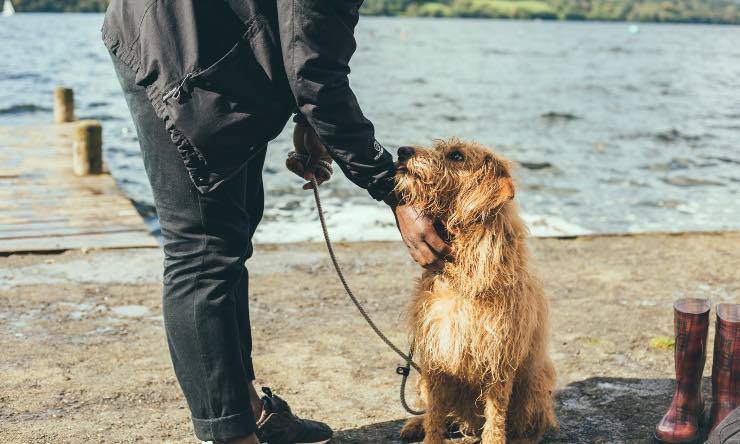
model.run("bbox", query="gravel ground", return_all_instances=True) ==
[1,232,738,443]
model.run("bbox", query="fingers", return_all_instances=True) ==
[405,236,445,271]
[304,126,325,156]
[292,121,333,187]
[393,204,451,270]
[421,222,451,259]
[301,173,329,190]
[417,242,445,271]
[290,163,330,188]
[285,157,306,177]
[315,169,331,183]
[409,246,443,271]
[302,171,316,190]
[300,175,329,189]
[293,123,310,155]
[304,150,332,184]
[423,259,445,271]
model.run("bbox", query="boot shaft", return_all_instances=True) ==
[673,299,711,392]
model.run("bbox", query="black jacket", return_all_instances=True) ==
[102,0,395,200]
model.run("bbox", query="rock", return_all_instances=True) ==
[519,161,554,170]
[541,112,580,122]
[662,176,724,187]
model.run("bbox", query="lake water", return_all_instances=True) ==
[1,14,739,242]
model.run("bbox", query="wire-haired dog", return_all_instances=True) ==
[395,139,557,444]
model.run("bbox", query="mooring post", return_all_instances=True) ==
[54,86,75,123]
[73,120,103,176]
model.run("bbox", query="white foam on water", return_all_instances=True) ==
[254,203,399,243]
[253,203,591,243]
[522,214,593,237]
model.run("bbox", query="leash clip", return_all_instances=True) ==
[396,365,410,376]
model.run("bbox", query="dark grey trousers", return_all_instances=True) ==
[112,54,266,441]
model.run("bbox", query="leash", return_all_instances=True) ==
[305,171,425,416]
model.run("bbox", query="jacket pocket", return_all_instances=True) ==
[161,17,285,180]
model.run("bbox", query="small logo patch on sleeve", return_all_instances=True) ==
[373,139,385,160]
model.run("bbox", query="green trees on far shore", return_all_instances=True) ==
[9,0,740,24]
[362,0,740,23]
[13,0,108,12]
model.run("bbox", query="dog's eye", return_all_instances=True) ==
[447,151,465,162]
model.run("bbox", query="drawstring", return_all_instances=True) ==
[162,72,197,104]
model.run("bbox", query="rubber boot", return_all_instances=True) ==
[707,304,740,433]
[655,298,711,444]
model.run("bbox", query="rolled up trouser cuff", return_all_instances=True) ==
[192,410,257,442]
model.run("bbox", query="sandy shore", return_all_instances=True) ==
[1,232,738,443]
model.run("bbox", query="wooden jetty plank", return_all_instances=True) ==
[0,123,158,252]
[0,232,160,253]
[0,225,151,238]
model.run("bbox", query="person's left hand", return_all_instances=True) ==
[286,121,333,189]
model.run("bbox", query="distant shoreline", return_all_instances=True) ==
[370,14,739,25]
[10,0,740,23]
[7,11,740,26]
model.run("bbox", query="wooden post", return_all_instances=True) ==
[54,87,75,123]
[73,120,103,176]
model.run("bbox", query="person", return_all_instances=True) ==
[102,1,449,443]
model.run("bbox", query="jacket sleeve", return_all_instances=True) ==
[277,0,396,201]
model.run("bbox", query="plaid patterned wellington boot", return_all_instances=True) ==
[707,304,740,433]
[655,298,711,444]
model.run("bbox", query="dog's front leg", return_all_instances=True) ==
[422,406,447,444]
[481,379,514,444]
[419,375,448,444]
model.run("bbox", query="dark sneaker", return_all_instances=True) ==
[255,387,333,444]
[707,407,740,444]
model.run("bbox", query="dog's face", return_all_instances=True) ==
[394,139,515,228]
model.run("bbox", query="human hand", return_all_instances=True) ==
[390,202,450,271]
[286,121,333,189]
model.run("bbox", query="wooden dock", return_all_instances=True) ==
[0,123,158,253]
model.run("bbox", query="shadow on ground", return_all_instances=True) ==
[335,418,409,443]
[335,377,708,444]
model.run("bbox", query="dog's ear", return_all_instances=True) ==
[486,155,515,205]
[498,172,515,203]
[450,156,515,226]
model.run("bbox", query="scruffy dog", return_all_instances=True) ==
[394,139,557,444]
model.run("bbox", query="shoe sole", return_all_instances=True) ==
[653,431,705,444]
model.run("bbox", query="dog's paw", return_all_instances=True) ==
[399,416,425,442]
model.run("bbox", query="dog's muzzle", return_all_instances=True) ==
[397,146,415,162]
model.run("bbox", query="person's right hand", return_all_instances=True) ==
[389,202,450,271]
[286,121,333,190]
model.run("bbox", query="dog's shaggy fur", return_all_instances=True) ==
[394,139,557,444]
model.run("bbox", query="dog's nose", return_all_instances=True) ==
[397,146,415,162]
